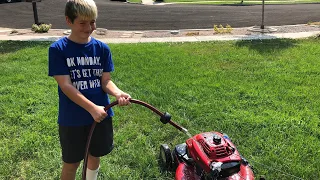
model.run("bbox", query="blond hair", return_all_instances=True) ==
[65,0,98,23]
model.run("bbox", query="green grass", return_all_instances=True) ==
[168,0,320,3]
[173,1,320,5]
[130,0,320,5]
[0,38,320,179]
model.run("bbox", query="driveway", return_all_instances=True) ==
[0,0,319,30]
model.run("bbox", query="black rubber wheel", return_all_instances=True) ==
[159,144,172,170]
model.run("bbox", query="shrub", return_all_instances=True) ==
[225,24,233,33]
[213,24,221,33]
[213,24,233,34]
[31,23,52,33]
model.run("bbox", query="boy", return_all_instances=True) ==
[48,0,131,179]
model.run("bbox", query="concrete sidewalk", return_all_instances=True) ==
[0,28,319,43]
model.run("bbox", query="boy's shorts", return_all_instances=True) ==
[59,117,114,163]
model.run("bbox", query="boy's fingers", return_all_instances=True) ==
[101,113,108,121]
[95,113,108,123]
[120,97,131,105]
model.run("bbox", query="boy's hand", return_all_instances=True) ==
[90,105,108,123]
[115,92,131,106]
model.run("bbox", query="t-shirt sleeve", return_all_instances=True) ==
[48,46,69,77]
[102,44,114,73]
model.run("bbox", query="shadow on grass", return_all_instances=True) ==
[0,41,51,54]
[235,37,298,54]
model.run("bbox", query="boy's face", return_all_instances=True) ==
[66,16,96,40]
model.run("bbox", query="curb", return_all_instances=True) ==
[0,25,319,43]
[0,31,319,43]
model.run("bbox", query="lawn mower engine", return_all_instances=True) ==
[160,132,254,180]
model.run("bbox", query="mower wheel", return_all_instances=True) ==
[171,149,179,170]
[159,144,172,170]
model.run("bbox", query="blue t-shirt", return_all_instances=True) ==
[48,37,114,126]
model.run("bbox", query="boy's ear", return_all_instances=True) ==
[65,16,72,25]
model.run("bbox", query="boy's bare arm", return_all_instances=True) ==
[54,75,107,122]
[101,72,131,106]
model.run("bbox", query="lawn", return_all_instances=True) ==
[166,0,320,4]
[0,38,319,179]
[130,0,320,5]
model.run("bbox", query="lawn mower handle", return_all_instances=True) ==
[82,98,188,180]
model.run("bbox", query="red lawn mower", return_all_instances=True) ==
[82,99,255,180]
[159,132,254,180]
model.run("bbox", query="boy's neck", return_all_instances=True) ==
[67,34,91,44]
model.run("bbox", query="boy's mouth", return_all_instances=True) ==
[83,31,91,35]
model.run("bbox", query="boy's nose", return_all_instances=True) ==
[86,25,96,32]
[85,25,92,31]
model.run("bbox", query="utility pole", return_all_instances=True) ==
[261,0,265,29]
[32,0,39,25]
